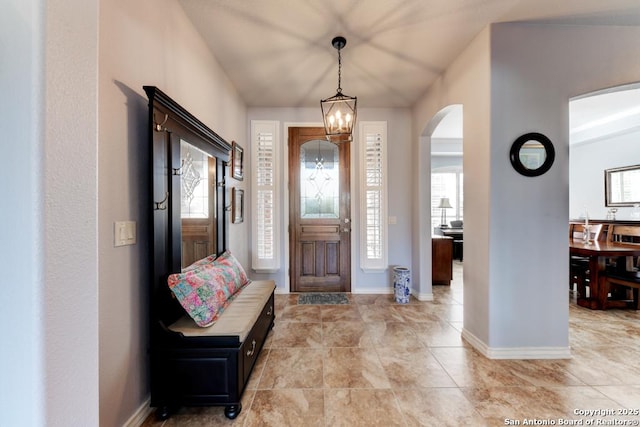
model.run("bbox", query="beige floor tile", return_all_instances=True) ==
[324,389,405,427]
[463,385,621,420]
[408,320,467,347]
[392,304,442,322]
[350,294,394,305]
[322,320,373,347]
[243,389,324,427]
[143,262,640,426]
[320,305,363,322]
[323,347,391,389]
[376,346,458,388]
[270,321,322,347]
[566,346,640,385]
[277,304,322,322]
[430,347,527,387]
[366,321,423,348]
[593,385,640,407]
[160,389,255,426]
[245,348,271,390]
[258,348,324,389]
[500,359,586,387]
[358,303,405,322]
[394,388,487,427]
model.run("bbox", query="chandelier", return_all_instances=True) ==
[320,36,357,143]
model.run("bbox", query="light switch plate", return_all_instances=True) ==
[114,221,137,247]
[388,216,397,224]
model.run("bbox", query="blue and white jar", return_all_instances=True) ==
[393,267,410,304]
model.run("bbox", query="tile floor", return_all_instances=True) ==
[142,262,640,426]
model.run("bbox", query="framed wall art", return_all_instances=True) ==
[231,141,244,180]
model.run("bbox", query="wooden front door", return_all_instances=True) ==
[289,127,351,292]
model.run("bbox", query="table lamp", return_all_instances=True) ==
[437,197,452,228]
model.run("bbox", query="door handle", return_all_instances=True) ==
[343,228,351,233]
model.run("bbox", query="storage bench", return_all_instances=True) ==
[151,279,276,420]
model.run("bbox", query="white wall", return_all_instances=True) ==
[98,0,247,425]
[570,130,640,220]
[246,107,412,294]
[2,0,101,425]
[413,28,492,344]
[1,1,46,425]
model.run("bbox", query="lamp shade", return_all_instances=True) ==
[437,197,452,209]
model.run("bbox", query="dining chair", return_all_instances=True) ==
[569,223,604,296]
[599,225,640,309]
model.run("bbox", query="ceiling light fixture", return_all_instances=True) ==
[321,36,357,143]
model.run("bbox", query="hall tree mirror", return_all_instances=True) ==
[179,139,217,267]
[145,85,230,320]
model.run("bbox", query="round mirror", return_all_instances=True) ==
[509,132,555,177]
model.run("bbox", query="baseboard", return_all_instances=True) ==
[351,287,393,294]
[411,290,434,301]
[462,328,572,359]
[123,397,152,427]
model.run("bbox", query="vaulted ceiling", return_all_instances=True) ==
[179,0,640,109]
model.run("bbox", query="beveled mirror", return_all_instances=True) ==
[605,164,640,207]
[510,132,555,177]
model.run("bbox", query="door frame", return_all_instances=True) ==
[283,122,356,293]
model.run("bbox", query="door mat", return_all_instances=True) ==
[298,293,349,305]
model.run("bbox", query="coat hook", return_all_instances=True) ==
[172,159,184,176]
[154,192,169,210]
[154,113,169,132]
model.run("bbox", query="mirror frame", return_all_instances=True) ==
[509,132,555,177]
[605,164,640,207]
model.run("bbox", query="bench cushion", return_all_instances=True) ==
[168,280,276,342]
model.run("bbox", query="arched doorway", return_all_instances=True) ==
[416,104,463,300]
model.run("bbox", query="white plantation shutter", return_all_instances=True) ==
[251,121,280,271]
[360,122,388,271]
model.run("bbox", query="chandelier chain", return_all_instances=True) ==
[337,48,342,93]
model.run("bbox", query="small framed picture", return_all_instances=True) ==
[232,188,244,224]
[231,141,244,181]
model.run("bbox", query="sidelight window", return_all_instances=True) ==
[359,121,388,271]
[251,120,280,271]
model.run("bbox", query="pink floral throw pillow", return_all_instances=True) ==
[212,251,250,289]
[182,253,217,272]
[167,251,249,327]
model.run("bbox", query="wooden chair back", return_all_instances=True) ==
[606,225,640,245]
[569,223,604,242]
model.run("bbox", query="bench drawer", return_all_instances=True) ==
[240,294,274,384]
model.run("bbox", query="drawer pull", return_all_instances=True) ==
[266,305,273,316]
[246,339,256,357]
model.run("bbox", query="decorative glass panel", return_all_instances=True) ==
[180,139,210,218]
[300,139,339,219]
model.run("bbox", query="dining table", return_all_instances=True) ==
[569,239,640,309]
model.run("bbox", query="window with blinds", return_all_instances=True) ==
[251,121,280,271]
[431,168,463,230]
[359,122,388,271]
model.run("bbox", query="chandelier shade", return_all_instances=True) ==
[321,36,357,142]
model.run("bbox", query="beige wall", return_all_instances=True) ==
[98,0,247,424]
